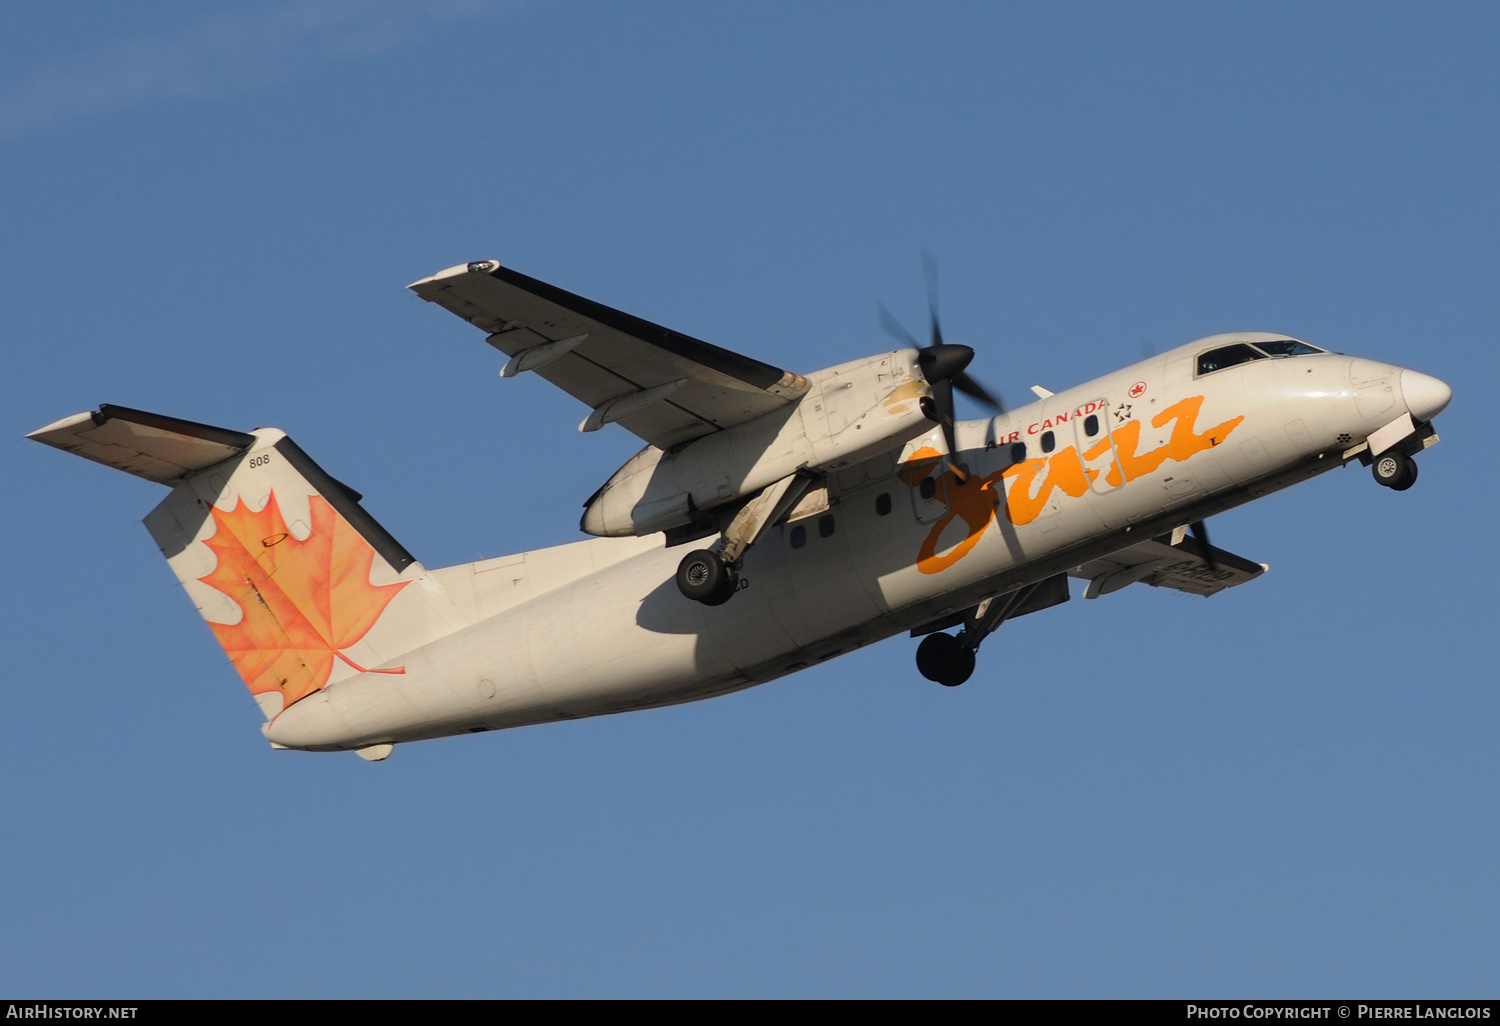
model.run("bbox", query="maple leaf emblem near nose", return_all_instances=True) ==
[197,491,409,708]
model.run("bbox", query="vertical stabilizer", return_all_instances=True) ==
[31,407,474,721]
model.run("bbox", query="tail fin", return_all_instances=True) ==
[30,406,472,720]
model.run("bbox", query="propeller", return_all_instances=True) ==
[879,253,1004,482]
[922,251,1005,413]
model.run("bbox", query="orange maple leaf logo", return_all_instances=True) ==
[197,490,409,708]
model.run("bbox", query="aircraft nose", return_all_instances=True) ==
[1400,369,1452,421]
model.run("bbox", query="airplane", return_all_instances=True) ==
[28,258,1452,761]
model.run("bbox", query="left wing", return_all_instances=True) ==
[409,260,807,450]
[1070,531,1268,599]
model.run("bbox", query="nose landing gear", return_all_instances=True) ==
[1372,451,1418,491]
[1361,414,1440,491]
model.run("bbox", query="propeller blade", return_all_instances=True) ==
[954,371,1004,413]
[928,378,968,482]
[1189,520,1218,572]
[878,303,922,350]
[922,250,943,347]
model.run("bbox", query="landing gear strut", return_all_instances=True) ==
[1372,451,1418,491]
[676,549,737,605]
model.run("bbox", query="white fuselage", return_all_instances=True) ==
[264,339,1434,751]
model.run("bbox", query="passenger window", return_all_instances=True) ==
[790,524,807,548]
[1197,344,1268,376]
[875,493,892,516]
[818,514,836,538]
[1010,441,1026,463]
[919,476,937,500]
[1041,430,1055,453]
[1085,414,1099,437]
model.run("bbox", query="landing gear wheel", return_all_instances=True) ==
[915,632,976,687]
[1373,451,1417,491]
[676,549,738,605]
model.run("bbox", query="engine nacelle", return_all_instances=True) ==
[581,351,933,537]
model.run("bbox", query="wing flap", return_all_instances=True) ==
[1071,532,1267,598]
[411,261,807,449]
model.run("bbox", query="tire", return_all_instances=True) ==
[700,563,739,606]
[915,632,977,687]
[1372,451,1417,491]
[676,549,736,604]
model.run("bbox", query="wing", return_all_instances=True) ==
[1070,530,1268,598]
[409,260,807,449]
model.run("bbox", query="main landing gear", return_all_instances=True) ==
[914,580,1050,687]
[676,548,738,605]
[675,472,815,606]
[1372,450,1418,491]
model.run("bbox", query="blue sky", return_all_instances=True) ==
[2,1,1495,997]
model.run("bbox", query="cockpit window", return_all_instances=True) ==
[1253,340,1325,357]
[1197,339,1330,377]
[1197,344,1267,376]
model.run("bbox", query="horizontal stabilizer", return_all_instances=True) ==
[27,405,255,484]
[1071,532,1267,599]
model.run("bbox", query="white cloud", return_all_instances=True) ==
[0,0,495,138]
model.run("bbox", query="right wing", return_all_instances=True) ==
[409,260,807,450]
[1069,531,1268,599]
